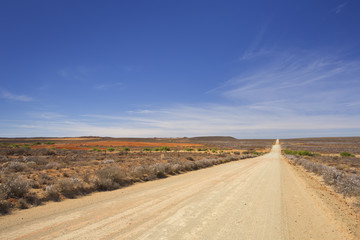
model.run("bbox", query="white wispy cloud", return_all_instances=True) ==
[10,103,360,138]
[218,50,360,115]
[27,112,65,120]
[93,82,123,90]
[0,89,33,102]
[333,2,348,14]
[240,24,269,61]
[2,50,360,138]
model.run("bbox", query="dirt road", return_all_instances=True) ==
[0,141,354,239]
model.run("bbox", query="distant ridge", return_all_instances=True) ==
[189,136,238,141]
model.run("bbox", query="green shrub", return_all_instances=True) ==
[32,141,42,146]
[143,148,151,151]
[45,142,55,145]
[160,146,170,151]
[340,152,355,157]
[92,147,102,152]
[123,147,130,152]
[298,150,313,156]
[284,149,295,155]
[283,149,313,156]
[152,147,160,152]
[186,148,193,152]
[107,147,115,152]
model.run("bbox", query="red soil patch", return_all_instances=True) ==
[32,141,203,150]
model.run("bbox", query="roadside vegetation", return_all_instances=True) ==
[283,149,315,156]
[282,137,360,208]
[281,137,360,155]
[340,152,355,157]
[0,138,267,215]
[286,155,360,198]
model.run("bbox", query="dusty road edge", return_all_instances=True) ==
[282,154,360,239]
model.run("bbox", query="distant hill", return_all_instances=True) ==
[189,136,238,142]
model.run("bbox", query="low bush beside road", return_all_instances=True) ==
[285,154,360,198]
[283,149,315,156]
[0,146,262,215]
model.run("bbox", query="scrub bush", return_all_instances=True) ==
[340,152,355,157]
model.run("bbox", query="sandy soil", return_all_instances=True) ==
[0,141,356,239]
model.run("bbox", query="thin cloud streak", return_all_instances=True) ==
[27,112,65,120]
[219,51,360,116]
[93,82,123,90]
[9,102,360,138]
[333,2,348,14]
[0,89,33,102]
[2,51,360,138]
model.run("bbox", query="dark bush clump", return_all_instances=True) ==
[107,147,115,152]
[160,146,171,151]
[340,152,355,157]
[0,200,13,214]
[283,149,314,156]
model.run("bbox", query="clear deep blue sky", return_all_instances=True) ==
[1,0,360,138]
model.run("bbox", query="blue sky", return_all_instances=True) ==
[1,0,360,139]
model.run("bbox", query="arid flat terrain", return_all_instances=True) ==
[0,137,269,213]
[281,137,360,155]
[1,140,358,239]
